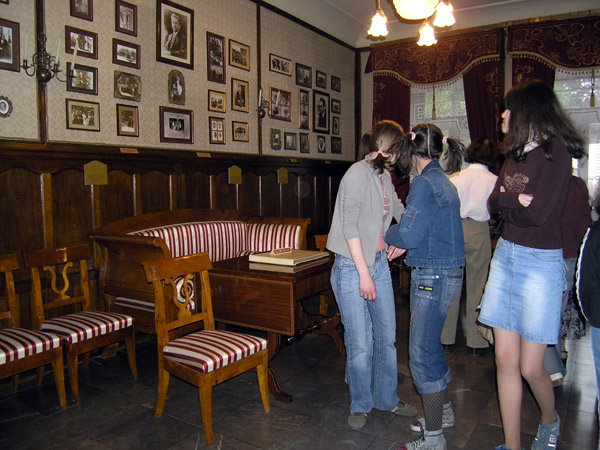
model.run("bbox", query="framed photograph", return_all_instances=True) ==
[331,75,341,92]
[229,39,250,71]
[168,69,185,105]
[0,0,8,4]
[65,26,98,60]
[316,70,326,89]
[157,0,194,69]
[299,133,309,154]
[269,53,291,76]
[160,106,193,143]
[332,115,340,135]
[313,90,330,134]
[232,121,249,142]
[270,129,281,150]
[0,18,20,72]
[206,32,225,84]
[70,0,93,21]
[295,63,311,88]
[331,98,341,114]
[270,87,291,122]
[67,63,97,95]
[331,136,342,154]
[208,89,225,113]
[231,78,249,113]
[298,88,310,130]
[209,116,225,145]
[113,38,140,69]
[284,132,297,151]
[116,0,137,36]
[66,98,100,131]
[0,96,13,118]
[114,70,141,102]
[317,135,326,153]
[116,103,139,137]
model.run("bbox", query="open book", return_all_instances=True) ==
[248,249,329,266]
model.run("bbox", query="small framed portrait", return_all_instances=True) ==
[231,78,249,113]
[66,26,98,60]
[284,132,297,151]
[157,0,194,69]
[295,63,311,88]
[206,32,225,84]
[168,69,185,105]
[299,133,309,154]
[332,116,340,135]
[298,89,310,130]
[67,63,97,95]
[116,0,137,36]
[270,87,291,122]
[317,135,326,153]
[331,75,341,92]
[0,96,13,118]
[229,39,250,71]
[70,0,93,21]
[66,98,100,132]
[116,103,139,137]
[316,70,326,89]
[331,136,342,154]
[232,121,249,142]
[331,98,341,114]
[160,106,193,143]
[313,90,330,134]
[0,18,20,72]
[270,128,281,150]
[269,53,292,76]
[208,89,226,113]
[114,70,141,102]
[209,116,225,145]
[113,38,140,69]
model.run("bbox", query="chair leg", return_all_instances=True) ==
[11,374,20,393]
[82,352,91,369]
[125,327,138,380]
[256,353,271,413]
[198,382,213,447]
[36,365,45,385]
[66,348,81,403]
[51,349,68,409]
[155,368,170,417]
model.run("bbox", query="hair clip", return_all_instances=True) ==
[442,136,448,144]
[409,131,416,140]
[377,149,384,155]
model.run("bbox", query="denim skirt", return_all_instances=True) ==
[478,238,565,344]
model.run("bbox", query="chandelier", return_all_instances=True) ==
[21,33,74,84]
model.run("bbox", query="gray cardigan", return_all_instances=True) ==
[326,159,404,266]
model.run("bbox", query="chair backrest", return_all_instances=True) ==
[143,252,214,350]
[0,253,20,329]
[24,244,92,328]
[314,234,328,252]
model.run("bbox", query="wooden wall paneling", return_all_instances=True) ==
[41,172,54,249]
[169,173,184,211]
[139,171,172,215]
[213,171,238,211]
[298,173,316,228]
[313,174,333,234]
[184,171,212,210]
[52,169,93,249]
[98,170,136,227]
[281,172,299,218]
[239,172,261,217]
[259,172,279,217]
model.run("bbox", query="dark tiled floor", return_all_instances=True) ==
[1,285,598,449]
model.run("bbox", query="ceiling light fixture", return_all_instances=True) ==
[433,1,456,27]
[367,0,389,37]
[392,0,439,21]
[417,20,437,46]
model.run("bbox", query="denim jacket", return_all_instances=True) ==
[385,161,465,269]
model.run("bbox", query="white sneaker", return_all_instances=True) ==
[396,431,446,450]
[409,405,455,432]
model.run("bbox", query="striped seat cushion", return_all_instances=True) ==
[0,328,61,365]
[163,329,268,374]
[40,311,133,345]
[246,223,302,253]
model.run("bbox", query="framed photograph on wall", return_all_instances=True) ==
[157,0,194,69]
[65,26,98,60]
[270,128,281,150]
[206,32,225,84]
[231,78,249,112]
[269,53,291,76]
[168,69,185,105]
[116,103,139,137]
[331,136,342,154]
[317,135,326,153]
[0,18,20,72]
[113,38,140,69]
[229,39,250,71]
[299,133,309,153]
[232,121,249,142]
[208,89,225,113]
[298,88,310,130]
[295,63,311,88]
[67,63,97,95]
[331,98,341,114]
[160,106,193,143]
[270,87,291,122]
[313,90,330,134]
[331,75,341,92]
[70,0,93,21]
[114,70,141,101]
[332,115,340,135]
[284,132,297,150]
[316,70,326,88]
[116,0,137,36]
[209,116,225,144]
[66,98,100,132]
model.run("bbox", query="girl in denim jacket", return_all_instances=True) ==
[385,123,465,450]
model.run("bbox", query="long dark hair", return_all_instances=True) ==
[394,123,465,178]
[503,79,584,162]
[367,120,404,174]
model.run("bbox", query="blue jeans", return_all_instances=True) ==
[409,267,462,395]
[591,326,600,450]
[331,250,399,413]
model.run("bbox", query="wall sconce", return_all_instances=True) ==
[21,33,74,84]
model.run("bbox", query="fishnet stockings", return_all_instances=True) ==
[423,389,446,432]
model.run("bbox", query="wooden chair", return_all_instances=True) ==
[24,244,138,403]
[0,253,67,409]
[143,252,270,447]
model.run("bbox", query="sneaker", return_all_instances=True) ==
[409,405,455,432]
[348,412,367,430]
[390,400,418,418]
[495,446,525,450]
[397,431,446,450]
[531,410,560,449]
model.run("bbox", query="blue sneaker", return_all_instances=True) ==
[495,446,525,450]
[531,411,560,449]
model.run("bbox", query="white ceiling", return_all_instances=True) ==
[264,0,600,48]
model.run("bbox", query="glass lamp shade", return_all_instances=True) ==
[433,1,455,27]
[368,9,389,37]
[392,0,439,20]
[417,21,437,46]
